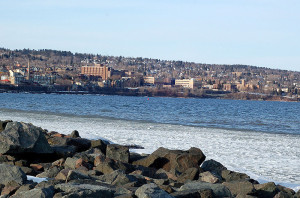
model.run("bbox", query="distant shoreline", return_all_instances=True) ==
[0,87,299,103]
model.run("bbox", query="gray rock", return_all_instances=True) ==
[11,187,54,198]
[54,183,113,198]
[106,144,129,163]
[135,183,174,198]
[0,122,53,155]
[179,181,232,198]
[0,164,27,185]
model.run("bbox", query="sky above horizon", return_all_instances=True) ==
[1,0,299,72]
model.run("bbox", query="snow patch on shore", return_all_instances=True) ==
[27,175,48,183]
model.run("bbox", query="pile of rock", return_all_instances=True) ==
[0,120,299,198]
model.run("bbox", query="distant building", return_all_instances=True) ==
[175,79,195,89]
[81,64,112,80]
[9,72,25,85]
[143,76,155,84]
[33,74,56,85]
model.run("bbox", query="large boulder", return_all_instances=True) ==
[0,122,53,155]
[135,183,174,198]
[133,147,205,174]
[201,159,227,177]
[0,164,27,185]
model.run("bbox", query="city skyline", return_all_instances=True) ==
[1,0,299,72]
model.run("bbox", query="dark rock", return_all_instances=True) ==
[135,183,173,198]
[154,169,178,181]
[54,183,113,198]
[179,181,232,198]
[0,120,12,132]
[254,182,279,198]
[51,145,77,158]
[201,159,227,177]
[177,167,200,183]
[0,164,27,185]
[48,136,91,153]
[36,166,62,178]
[199,171,220,184]
[129,152,147,163]
[70,130,80,138]
[221,169,250,182]
[11,187,54,198]
[171,189,214,198]
[223,181,256,197]
[0,122,53,155]
[91,139,108,154]
[106,144,130,163]
[132,166,157,178]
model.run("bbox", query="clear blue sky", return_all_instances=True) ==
[1,0,299,71]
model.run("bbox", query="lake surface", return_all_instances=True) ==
[0,93,299,190]
[0,93,299,134]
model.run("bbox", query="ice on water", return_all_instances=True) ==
[1,110,300,191]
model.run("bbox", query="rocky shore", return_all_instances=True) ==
[0,120,299,198]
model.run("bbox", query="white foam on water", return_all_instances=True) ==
[1,110,300,191]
